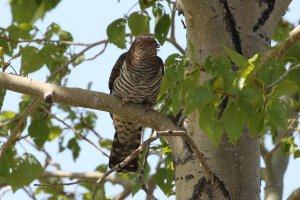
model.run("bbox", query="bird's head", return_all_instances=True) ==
[130,35,160,57]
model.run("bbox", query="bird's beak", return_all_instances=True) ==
[156,42,160,48]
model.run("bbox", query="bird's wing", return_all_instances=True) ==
[108,52,127,94]
[156,56,164,75]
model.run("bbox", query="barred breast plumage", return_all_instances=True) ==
[108,35,164,172]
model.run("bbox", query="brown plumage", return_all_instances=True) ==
[108,35,164,172]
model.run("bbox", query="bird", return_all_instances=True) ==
[108,35,164,172]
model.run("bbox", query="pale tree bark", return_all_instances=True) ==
[261,107,298,200]
[176,1,292,199]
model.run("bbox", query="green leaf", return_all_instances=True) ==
[48,126,62,141]
[93,184,108,200]
[45,23,61,39]
[9,153,43,191]
[172,84,182,115]
[28,119,50,149]
[199,105,224,146]
[21,46,45,74]
[223,46,248,68]
[237,98,255,122]
[287,67,300,87]
[204,56,231,75]
[128,12,150,36]
[72,54,85,67]
[0,148,16,177]
[107,18,126,49]
[153,167,174,196]
[0,89,6,112]
[272,20,293,42]
[272,80,299,97]
[266,98,289,128]
[222,102,243,144]
[248,110,265,136]
[10,0,60,23]
[7,23,33,40]
[10,0,38,23]
[185,86,214,115]
[155,14,170,45]
[222,71,239,91]
[294,150,300,159]
[139,0,157,10]
[164,54,184,82]
[158,76,173,96]
[257,60,285,85]
[67,138,81,161]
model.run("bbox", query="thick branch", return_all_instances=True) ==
[288,187,300,200]
[0,72,176,131]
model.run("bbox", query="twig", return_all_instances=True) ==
[92,130,213,200]
[267,118,297,159]
[34,179,92,187]
[0,98,40,160]
[170,2,177,41]
[22,187,37,200]
[48,39,109,80]
[266,64,300,90]
[40,106,109,158]
[138,176,158,200]
[80,114,102,140]
[86,42,108,61]
[0,36,96,46]
[91,130,185,200]
[262,24,300,63]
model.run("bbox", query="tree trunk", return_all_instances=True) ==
[174,1,292,199]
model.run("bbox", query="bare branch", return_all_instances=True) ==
[86,42,108,61]
[48,39,108,79]
[0,35,100,46]
[34,179,93,187]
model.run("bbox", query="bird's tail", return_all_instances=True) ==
[109,116,142,172]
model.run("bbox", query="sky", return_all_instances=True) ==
[0,0,300,199]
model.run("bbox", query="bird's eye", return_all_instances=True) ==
[138,43,143,48]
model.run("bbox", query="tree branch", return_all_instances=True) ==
[39,170,132,186]
[266,64,300,90]
[0,72,177,131]
[263,24,300,62]
[288,187,300,200]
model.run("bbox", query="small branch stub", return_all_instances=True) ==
[44,92,53,104]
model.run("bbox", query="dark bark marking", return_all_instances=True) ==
[190,177,207,200]
[253,0,275,32]
[219,0,243,54]
[185,174,195,181]
[190,175,231,200]
[218,95,229,119]
[214,175,231,199]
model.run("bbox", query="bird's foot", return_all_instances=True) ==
[142,100,152,112]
